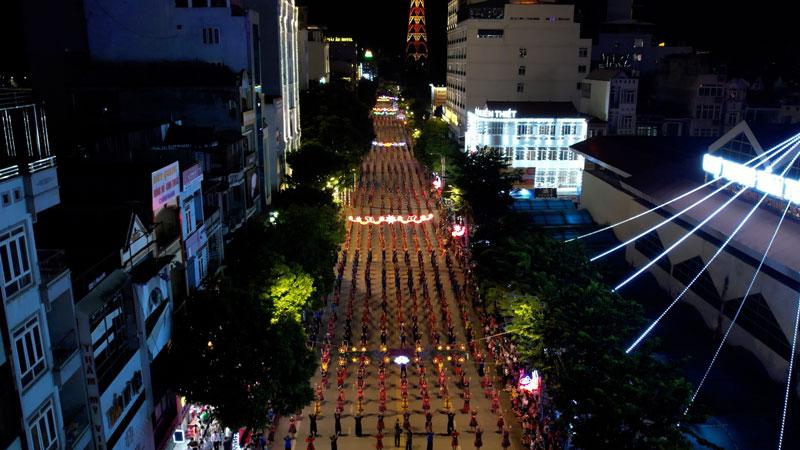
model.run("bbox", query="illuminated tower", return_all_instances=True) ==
[406,0,428,61]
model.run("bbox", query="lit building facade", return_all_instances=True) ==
[1,92,92,450]
[305,26,330,85]
[578,69,638,135]
[464,101,588,197]
[445,0,591,138]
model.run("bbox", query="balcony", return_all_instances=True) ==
[63,406,91,449]
[52,330,81,385]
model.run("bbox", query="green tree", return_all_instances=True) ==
[168,286,317,429]
[264,263,315,323]
[456,147,520,232]
[286,140,347,189]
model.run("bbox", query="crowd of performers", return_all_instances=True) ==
[259,104,562,450]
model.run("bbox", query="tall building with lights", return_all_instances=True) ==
[445,0,591,139]
[406,0,429,62]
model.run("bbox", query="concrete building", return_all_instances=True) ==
[328,36,358,83]
[305,27,330,85]
[464,101,588,197]
[1,90,92,450]
[445,0,591,138]
[572,126,800,394]
[578,69,638,135]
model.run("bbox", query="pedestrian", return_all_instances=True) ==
[283,435,292,450]
[377,414,385,433]
[212,430,221,450]
[446,412,455,435]
[450,431,459,450]
[426,430,434,450]
[310,413,318,437]
[474,427,483,449]
[306,435,316,450]
[405,429,413,450]
[496,415,504,434]
[469,410,478,432]
[330,434,338,450]
[355,414,363,437]
[334,412,342,436]
[376,432,385,450]
[394,419,402,447]
[501,427,510,450]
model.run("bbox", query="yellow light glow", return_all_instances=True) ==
[658,42,666,47]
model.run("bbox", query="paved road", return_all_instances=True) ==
[273,98,517,450]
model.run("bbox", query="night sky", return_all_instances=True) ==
[2,0,796,84]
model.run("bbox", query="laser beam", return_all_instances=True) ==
[570,132,800,244]
[684,200,792,415]
[778,293,800,450]
[624,143,800,353]
[572,132,800,244]
[591,134,800,263]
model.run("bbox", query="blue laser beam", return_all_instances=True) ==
[778,294,800,450]
[590,134,800,262]
[570,132,800,244]
[624,143,800,353]
[684,200,792,414]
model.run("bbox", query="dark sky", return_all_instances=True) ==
[3,0,796,83]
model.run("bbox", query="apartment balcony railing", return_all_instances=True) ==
[63,407,90,449]
[53,330,79,369]
[38,249,68,286]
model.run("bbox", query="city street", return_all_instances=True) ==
[273,98,516,449]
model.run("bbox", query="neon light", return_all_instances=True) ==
[451,224,466,237]
[686,200,792,416]
[592,135,800,262]
[347,214,435,225]
[778,293,800,450]
[372,141,407,147]
[518,370,540,392]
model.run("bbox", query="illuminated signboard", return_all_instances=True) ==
[702,153,800,202]
[474,108,517,119]
[325,37,354,43]
[152,161,180,213]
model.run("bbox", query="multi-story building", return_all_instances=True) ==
[328,36,358,83]
[445,0,592,138]
[578,69,638,135]
[1,90,92,450]
[305,26,331,85]
[464,101,588,197]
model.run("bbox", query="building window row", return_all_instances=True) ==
[1,225,33,300]
[695,104,722,120]
[478,122,584,137]
[477,29,504,39]
[202,27,220,45]
[14,315,46,389]
[509,147,580,162]
[28,399,58,450]
[698,85,724,97]
[175,0,227,7]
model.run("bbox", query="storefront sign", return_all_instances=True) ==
[475,108,517,119]
[152,162,180,213]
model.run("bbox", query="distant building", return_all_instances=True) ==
[1,91,92,450]
[464,101,588,197]
[578,69,638,135]
[445,0,592,138]
[306,26,331,85]
[328,36,358,82]
[430,84,448,114]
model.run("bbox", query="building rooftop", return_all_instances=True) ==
[484,101,584,119]
[585,68,630,82]
[572,136,800,284]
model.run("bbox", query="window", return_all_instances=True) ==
[14,316,46,388]
[621,116,634,130]
[192,0,208,7]
[1,192,10,206]
[516,123,533,135]
[28,400,58,450]
[621,89,635,104]
[1,226,32,299]
[578,65,587,74]
[477,29,504,38]
[578,47,588,58]
[149,288,164,314]
[518,48,527,58]
[518,65,526,76]
[202,27,220,45]
[488,122,504,135]
[539,124,554,136]
[633,38,644,48]
[698,85,723,97]
[210,0,227,6]
[561,124,578,136]
[581,83,591,99]
[516,82,524,93]
[175,0,188,6]
[515,149,525,161]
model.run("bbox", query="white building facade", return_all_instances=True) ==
[578,69,638,135]
[445,0,591,138]
[464,101,588,197]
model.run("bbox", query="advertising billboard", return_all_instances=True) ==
[152,162,180,213]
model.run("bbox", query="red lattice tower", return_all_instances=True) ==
[406,0,428,61]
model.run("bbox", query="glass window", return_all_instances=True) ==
[579,47,588,58]
[28,400,58,450]
[518,48,527,58]
[578,65,587,74]
[175,0,189,6]
[515,149,526,161]
[14,316,46,388]
[192,0,208,7]
[1,226,33,299]
[518,65,526,75]
[488,122,504,135]
[516,82,524,93]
